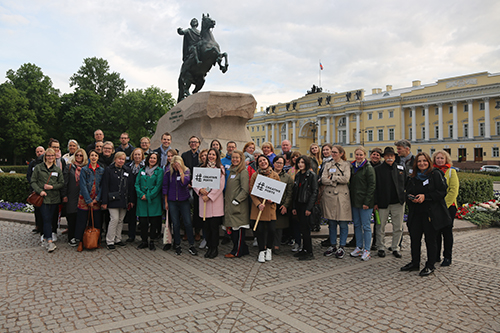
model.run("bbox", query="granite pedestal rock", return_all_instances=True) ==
[152,91,256,152]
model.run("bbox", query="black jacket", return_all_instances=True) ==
[374,162,406,208]
[406,168,451,231]
[181,149,200,176]
[101,163,135,209]
[292,170,318,212]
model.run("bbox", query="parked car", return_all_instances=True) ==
[480,165,500,172]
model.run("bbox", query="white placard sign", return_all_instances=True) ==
[250,174,287,204]
[192,167,221,190]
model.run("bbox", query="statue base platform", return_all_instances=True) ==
[152,91,256,153]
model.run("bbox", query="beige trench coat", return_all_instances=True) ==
[320,159,352,221]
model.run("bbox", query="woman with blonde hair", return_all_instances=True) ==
[99,141,115,168]
[125,148,145,242]
[163,155,197,255]
[309,143,322,174]
[432,150,459,266]
[261,142,276,168]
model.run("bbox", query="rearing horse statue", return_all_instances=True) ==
[177,13,229,103]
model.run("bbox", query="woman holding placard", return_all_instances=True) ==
[223,150,250,258]
[194,148,225,259]
[249,154,280,263]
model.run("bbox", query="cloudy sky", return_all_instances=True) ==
[1,0,499,110]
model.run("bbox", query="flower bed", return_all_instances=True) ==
[0,200,34,213]
[456,190,500,227]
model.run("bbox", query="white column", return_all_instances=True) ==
[317,118,321,145]
[345,114,350,145]
[467,99,474,139]
[424,104,429,141]
[401,108,405,140]
[265,123,269,142]
[285,121,289,141]
[484,97,491,138]
[331,116,336,144]
[411,106,416,142]
[452,101,458,140]
[271,123,275,146]
[326,117,330,144]
[292,121,297,146]
[355,112,361,144]
[437,103,443,141]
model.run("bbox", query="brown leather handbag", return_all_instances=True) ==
[83,209,101,250]
[27,173,52,207]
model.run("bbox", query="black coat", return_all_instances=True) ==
[406,169,452,231]
[181,149,200,176]
[101,163,135,209]
[374,162,406,208]
[292,170,318,212]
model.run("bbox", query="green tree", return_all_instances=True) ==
[6,63,60,143]
[0,83,43,164]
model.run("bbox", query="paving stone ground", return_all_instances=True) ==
[0,220,499,333]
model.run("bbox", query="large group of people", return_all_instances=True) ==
[27,132,459,276]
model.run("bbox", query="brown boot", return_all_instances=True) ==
[77,242,83,252]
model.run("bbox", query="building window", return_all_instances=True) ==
[378,129,384,141]
[368,113,372,120]
[422,109,425,117]
[252,126,254,132]
[479,123,485,136]
[449,125,453,138]
[389,128,395,140]
[430,148,435,156]
[378,112,383,119]
[256,138,260,146]
[409,110,412,118]
[449,106,453,114]
[435,107,439,115]
[409,128,413,141]
[496,122,500,135]
[463,124,468,137]
[422,127,425,139]
[435,126,439,138]
[480,102,485,110]
[389,110,394,118]
[367,130,373,142]
[339,130,346,143]
[262,126,264,131]
[464,104,468,112]
[417,149,422,153]
[493,147,499,158]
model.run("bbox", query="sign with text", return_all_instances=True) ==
[192,167,221,190]
[250,174,286,204]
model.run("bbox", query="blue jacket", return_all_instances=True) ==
[80,163,105,204]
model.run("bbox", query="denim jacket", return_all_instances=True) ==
[80,163,105,204]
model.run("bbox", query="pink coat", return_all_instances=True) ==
[194,167,225,218]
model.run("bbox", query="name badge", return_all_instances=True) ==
[124,172,129,177]
[225,165,230,169]
[329,168,337,173]
[409,168,413,174]
[397,165,404,170]
[423,179,429,186]
[141,171,146,176]
[51,172,58,177]
[230,174,236,179]
[177,176,181,181]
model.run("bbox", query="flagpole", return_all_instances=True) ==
[319,59,321,88]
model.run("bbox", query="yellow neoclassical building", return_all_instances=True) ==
[247,71,500,166]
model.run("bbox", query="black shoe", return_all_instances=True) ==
[208,248,218,259]
[441,258,451,266]
[371,245,377,251]
[107,244,116,250]
[313,226,321,232]
[126,238,135,243]
[400,262,419,271]
[175,245,182,255]
[221,236,230,245]
[137,242,148,249]
[115,241,126,247]
[378,250,386,257]
[321,238,331,247]
[188,246,198,256]
[388,247,393,252]
[162,244,172,251]
[204,248,212,258]
[298,252,314,261]
[149,241,156,251]
[419,267,435,276]
[392,251,402,258]
[346,238,356,247]
[293,250,307,258]
[32,228,39,233]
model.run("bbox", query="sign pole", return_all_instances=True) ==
[252,198,267,231]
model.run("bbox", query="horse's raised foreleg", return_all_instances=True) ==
[217,52,228,73]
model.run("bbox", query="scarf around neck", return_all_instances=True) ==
[433,163,450,174]
[351,159,367,174]
[416,169,430,181]
[258,166,273,176]
[145,165,158,177]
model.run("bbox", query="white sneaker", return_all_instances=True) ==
[52,232,58,242]
[252,237,258,247]
[47,242,57,253]
[291,243,300,252]
[265,248,272,261]
[361,249,371,261]
[258,251,266,263]
[199,239,207,249]
[350,247,363,257]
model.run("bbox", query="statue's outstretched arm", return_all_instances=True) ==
[177,27,185,35]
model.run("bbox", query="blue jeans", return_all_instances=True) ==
[328,220,349,247]
[168,200,194,245]
[352,207,373,250]
[40,203,57,241]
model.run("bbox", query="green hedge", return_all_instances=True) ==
[456,172,493,206]
[0,165,29,174]
[0,174,32,203]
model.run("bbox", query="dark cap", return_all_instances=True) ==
[370,148,383,156]
[382,147,396,156]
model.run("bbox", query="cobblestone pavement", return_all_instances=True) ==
[0,220,498,333]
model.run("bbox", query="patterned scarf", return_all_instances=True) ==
[433,163,450,174]
[351,159,367,174]
[258,166,273,176]
[73,162,83,186]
